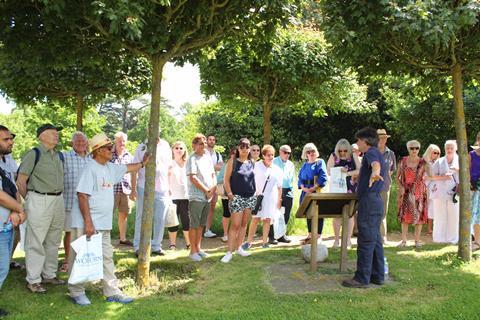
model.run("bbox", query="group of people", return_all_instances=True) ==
[1,122,479,314]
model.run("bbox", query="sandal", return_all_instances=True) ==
[415,241,423,249]
[168,244,177,250]
[186,244,191,250]
[397,241,407,248]
[59,262,69,273]
[472,242,480,251]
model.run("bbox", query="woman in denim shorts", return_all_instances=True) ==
[221,138,256,263]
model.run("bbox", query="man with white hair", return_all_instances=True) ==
[60,131,89,273]
[111,132,134,246]
[17,124,66,293]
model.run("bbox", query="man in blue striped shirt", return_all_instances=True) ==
[271,145,295,243]
[62,132,89,272]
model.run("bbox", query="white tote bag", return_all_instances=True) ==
[165,201,179,228]
[68,233,103,285]
[273,207,286,239]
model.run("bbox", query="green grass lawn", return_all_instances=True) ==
[3,240,480,320]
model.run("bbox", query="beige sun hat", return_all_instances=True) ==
[377,129,391,137]
[279,145,292,153]
[89,133,113,152]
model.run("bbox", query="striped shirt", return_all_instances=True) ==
[63,150,90,211]
[111,150,133,194]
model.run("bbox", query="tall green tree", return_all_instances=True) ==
[321,0,480,260]
[199,27,369,144]
[44,0,295,287]
[0,1,151,130]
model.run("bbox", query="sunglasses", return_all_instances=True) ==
[174,147,184,150]
[239,144,250,149]
[409,147,420,150]
[282,151,291,154]
[432,151,440,155]
[306,150,315,154]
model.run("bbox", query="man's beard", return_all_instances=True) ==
[0,147,12,156]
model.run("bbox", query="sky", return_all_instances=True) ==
[0,62,206,115]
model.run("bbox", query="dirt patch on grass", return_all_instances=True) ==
[265,260,391,294]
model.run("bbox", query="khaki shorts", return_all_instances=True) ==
[114,193,131,214]
[188,200,209,228]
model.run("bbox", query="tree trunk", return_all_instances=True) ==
[262,97,272,145]
[136,55,166,288]
[75,94,84,131]
[451,63,471,261]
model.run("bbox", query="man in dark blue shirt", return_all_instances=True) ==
[342,127,387,288]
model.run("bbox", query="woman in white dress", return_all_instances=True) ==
[167,141,191,249]
[429,140,459,244]
[243,145,283,248]
[422,144,441,235]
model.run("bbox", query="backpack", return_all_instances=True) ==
[0,166,17,199]
[17,147,65,180]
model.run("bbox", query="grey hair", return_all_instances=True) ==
[114,131,127,140]
[445,140,457,151]
[71,131,87,142]
[334,139,352,159]
[301,143,319,160]
[406,140,421,149]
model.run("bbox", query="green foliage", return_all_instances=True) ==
[0,104,105,160]
[196,101,381,159]
[321,0,480,75]
[0,1,151,114]
[382,76,480,154]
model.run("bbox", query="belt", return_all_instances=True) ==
[29,190,62,196]
[301,179,314,186]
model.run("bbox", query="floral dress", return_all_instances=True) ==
[397,157,428,224]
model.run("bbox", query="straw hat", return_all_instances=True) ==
[89,133,113,152]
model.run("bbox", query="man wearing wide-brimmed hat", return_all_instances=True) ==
[377,129,396,243]
[17,123,66,294]
[67,133,149,306]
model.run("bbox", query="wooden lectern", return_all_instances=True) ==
[296,193,358,272]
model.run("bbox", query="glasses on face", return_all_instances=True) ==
[101,144,113,151]
[409,147,420,150]
[239,144,250,150]
[432,151,440,155]
[306,150,315,155]
[339,150,348,153]
[282,151,291,155]
[174,147,184,150]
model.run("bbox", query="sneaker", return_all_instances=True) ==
[397,241,407,248]
[189,253,202,262]
[198,251,209,258]
[10,261,25,270]
[236,247,251,257]
[71,294,92,306]
[221,235,228,242]
[241,242,251,251]
[106,293,134,304]
[204,230,217,238]
[27,283,46,293]
[221,252,233,263]
[41,277,65,285]
[262,243,270,249]
[151,250,165,256]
